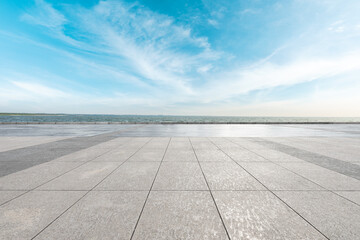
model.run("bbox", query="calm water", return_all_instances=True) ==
[0,114,359,123]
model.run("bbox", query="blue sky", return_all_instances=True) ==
[1,0,360,116]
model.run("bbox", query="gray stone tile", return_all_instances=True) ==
[163,149,197,161]
[0,161,44,178]
[209,137,241,150]
[89,138,128,149]
[95,162,160,190]
[334,191,360,205]
[143,138,169,150]
[132,191,229,240]
[241,162,323,190]
[230,138,268,150]
[200,162,265,190]
[270,137,360,162]
[0,191,25,205]
[278,162,360,190]
[167,140,193,150]
[254,138,360,180]
[222,149,268,162]
[92,148,138,162]
[195,149,232,162]
[213,191,326,240]
[38,162,120,190]
[171,137,190,142]
[0,191,85,240]
[153,162,207,190]
[33,191,147,240]
[0,162,82,190]
[275,191,360,240]
[53,147,110,162]
[190,139,218,150]
[0,136,69,152]
[128,149,165,162]
[252,148,305,162]
[0,132,124,177]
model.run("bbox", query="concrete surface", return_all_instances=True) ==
[0,124,359,239]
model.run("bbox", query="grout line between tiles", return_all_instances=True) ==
[129,137,171,240]
[227,138,360,207]
[209,137,330,240]
[189,137,232,240]
[30,137,153,240]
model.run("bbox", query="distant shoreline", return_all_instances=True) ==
[1,114,360,124]
[0,113,65,116]
[1,122,359,124]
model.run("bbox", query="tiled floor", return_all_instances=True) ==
[0,124,360,239]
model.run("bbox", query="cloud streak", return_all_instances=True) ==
[0,0,359,116]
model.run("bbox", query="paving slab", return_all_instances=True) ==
[241,162,323,190]
[195,149,232,162]
[0,132,126,177]
[38,162,120,190]
[91,147,139,162]
[269,137,360,162]
[0,162,82,190]
[278,162,360,190]
[222,148,269,162]
[0,191,85,240]
[53,146,111,162]
[252,138,360,180]
[153,162,207,190]
[167,139,193,150]
[95,162,160,190]
[128,149,166,162]
[200,162,265,190]
[143,137,169,149]
[0,136,70,152]
[213,191,327,240]
[0,161,45,178]
[251,148,305,162]
[132,191,229,240]
[163,149,197,161]
[209,137,242,149]
[0,191,26,205]
[334,191,360,205]
[33,191,148,240]
[275,191,360,240]
[230,138,268,150]
[190,139,218,150]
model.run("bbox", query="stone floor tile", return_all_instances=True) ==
[213,191,326,240]
[38,162,120,190]
[275,191,360,240]
[153,162,207,190]
[0,191,85,240]
[132,191,229,240]
[33,191,147,240]
[95,162,160,190]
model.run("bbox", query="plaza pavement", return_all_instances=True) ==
[0,124,359,239]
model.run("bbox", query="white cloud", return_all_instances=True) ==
[11,81,68,98]
[21,0,219,94]
[197,52,360,102]
[208,19,219,27]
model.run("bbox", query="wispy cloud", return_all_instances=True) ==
[21,0,66,29]
[198,51,360,102]
[21,0,219,94]
[11,81,68,98]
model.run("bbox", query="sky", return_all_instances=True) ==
[0,0,360,116]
